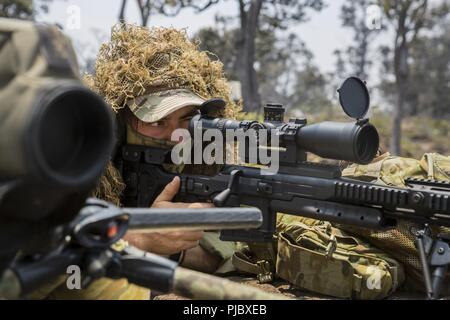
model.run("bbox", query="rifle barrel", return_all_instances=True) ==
[125,207,263,232]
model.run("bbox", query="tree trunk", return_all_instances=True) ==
[391,81,405,155]
[357,30,369,79]
[387,0,428,155]
[136,0,151,26]
[119,0,128,23]
[391,31,409,156]
[234,0,263,112]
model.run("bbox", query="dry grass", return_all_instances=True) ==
[87,24,240,119]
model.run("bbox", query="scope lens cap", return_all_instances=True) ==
[200,98,226,114]
[338,77,370,119]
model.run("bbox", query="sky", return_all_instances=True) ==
[36,0,393,97]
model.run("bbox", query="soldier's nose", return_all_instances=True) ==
[164,120,180,141]
[163,127,175,141]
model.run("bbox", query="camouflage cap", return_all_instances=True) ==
[127,88,206,123]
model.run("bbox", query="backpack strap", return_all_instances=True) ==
[232,251,274,284]
[232,242,277,284]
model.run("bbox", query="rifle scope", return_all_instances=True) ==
[190,77,379,165]
[294,120,379,164]
[190,114,379,165]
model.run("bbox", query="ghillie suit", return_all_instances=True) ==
[89,24,240,205]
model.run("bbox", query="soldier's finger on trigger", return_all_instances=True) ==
[152,176,181,203]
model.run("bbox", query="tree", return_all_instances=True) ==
[377,45,397,108]
[118,0,163,26]
[378,3,450,119]
[118,0,324,112]
[118,0,220,26]
[0,0,33,19]
[118,0,171,26]
[73,27,109,75]
[195,23,331,114]
[0,0,61,20]
[118,0,128,22]
[380,0,428,155]
[408,15,450,117]
[231,0,324,112]
[339,0,383,80]
[290,56,331,114]
[333,49,348,81]
[195,16,239,78]
[408,39,450,118]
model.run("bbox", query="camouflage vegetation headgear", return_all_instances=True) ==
[89,24,240,205]
[87,24,239,119]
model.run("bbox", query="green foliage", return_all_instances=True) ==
[406,21,450,117]
[378,5,450,118]
[0,0,33,19]
[258,0,325,30]
[338,0,383,80]
[289,65,332,114]
[237,107,450,159]
[371,111,450,158]
[235,111,264,122]
[194,23,239,80]
[195,24,332,114]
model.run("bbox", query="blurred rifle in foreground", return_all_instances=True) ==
[0,198,280,300]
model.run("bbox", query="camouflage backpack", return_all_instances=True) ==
[233,229,407,298]
[232,215,405,299]
[276,216,404,299]
[339,152,450,293]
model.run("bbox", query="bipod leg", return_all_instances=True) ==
[415,225,450,299]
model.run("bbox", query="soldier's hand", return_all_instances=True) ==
[124,177,214,255]
[151,176,214,209]
[124,229,204,255]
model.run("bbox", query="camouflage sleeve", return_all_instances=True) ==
[27,276,68,300]
[199,232,238,275]
[27,274,150,300]
[29,240,151,300]
[43,278,150,300]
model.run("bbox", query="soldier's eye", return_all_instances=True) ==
[180,116,194,122]
[148,120,167,128]
[180,111,200,122]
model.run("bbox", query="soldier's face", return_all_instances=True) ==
[134,106,199,141]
